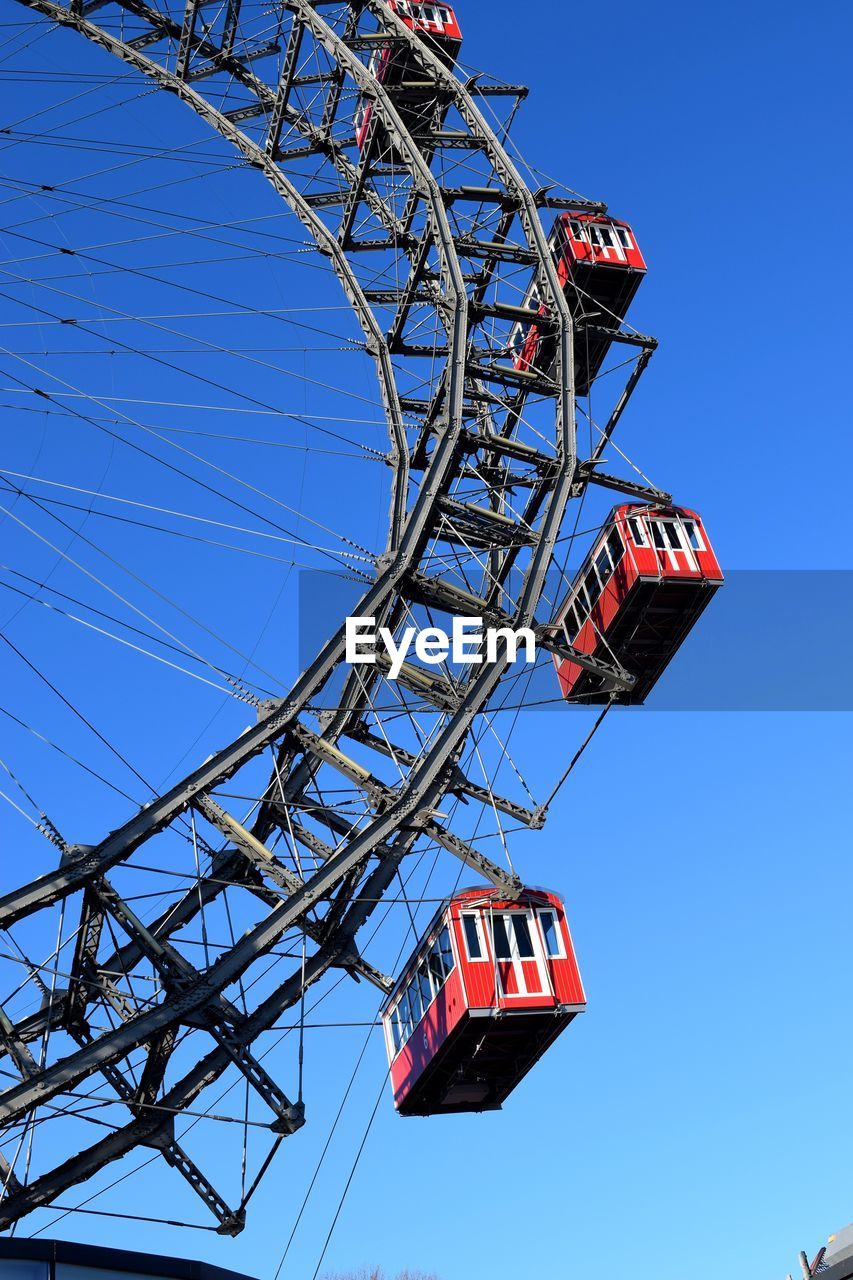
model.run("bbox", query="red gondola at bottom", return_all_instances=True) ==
[381,887,585,1116]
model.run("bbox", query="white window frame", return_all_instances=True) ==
[537,908,565,959]
[650,519,667,551]
[565,573,594,636]
[425,964,439,1016]
[562,601,583,644]
[606,525,625,567]
[406,977,423,1030]
[508,320,525,359]
[594,540,615,589]
[628,515,649,548]
[559,518,629,642]
[389,920,458,1059]
[434,923,455,983]
[387,1009,400,1057]
[662,520,683,551]
[423,933,448,1000]
[681,518,706,553]
[461,911,488,962]
[389,986,412,1057]
[509,277,542,361]
[583,564,603,611]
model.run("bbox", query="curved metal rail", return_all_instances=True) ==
[0,0,660,1232]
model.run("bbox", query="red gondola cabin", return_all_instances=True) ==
[382,887,585,1116]
[553,504,724,704]
[356,1,463,151]
[511,214,647,395]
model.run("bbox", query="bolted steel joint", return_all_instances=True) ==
[270,1099,305,1135]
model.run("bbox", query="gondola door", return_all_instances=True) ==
[489,910,547,1000]
[649,515,700,575]
[588,222,626,264]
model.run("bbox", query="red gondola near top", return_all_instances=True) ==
[356,1,463,151]
[380,0,462,47]
[381,887,585,1116]
[553,503,724,704]
[511,213,647,395]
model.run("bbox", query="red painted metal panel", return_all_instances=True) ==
[552,504,724,702]
[383,888,586,1114]
[449,888,585,1012]
[511,215,646,393]
[452,910,492,1009]
[355,47,392,149]
[355,3,463,150]
[388,966,467,1107]
[387,0,463,46]
[558,213,647,272]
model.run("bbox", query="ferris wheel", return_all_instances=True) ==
[0,0,721,1243]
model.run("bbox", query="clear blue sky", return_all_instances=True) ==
[0,2,851,1278]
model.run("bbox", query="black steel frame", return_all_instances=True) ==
[0,0,661,1233]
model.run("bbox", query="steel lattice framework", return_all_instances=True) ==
[0,0,666,1234]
